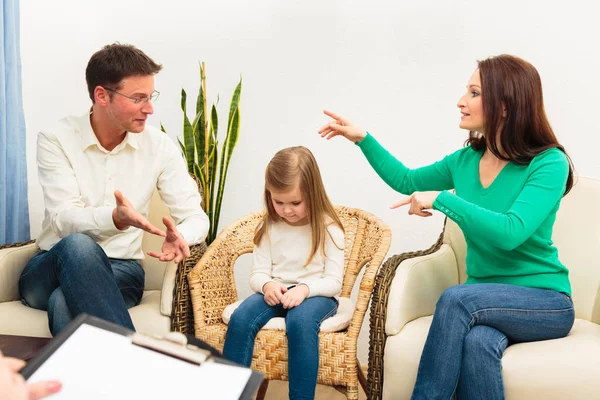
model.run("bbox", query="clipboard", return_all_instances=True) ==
[20,314,263,400]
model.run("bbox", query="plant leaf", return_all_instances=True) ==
[193,163,205,192]
[191,109,205,167]
[181,89,195,173]
[177,138,185,156]
[195,95,206,169]
[214,105,240,235]
[208,104,219,223]
[208,142,219,241]
[196,62,205,115]
[211,104,218,141]
[226,78,242,136]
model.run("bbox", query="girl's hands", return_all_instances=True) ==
[281,285,310,309]
[262,282,288,306]
[262,283,310,309]
[318,110,367,143]
[391,191,441,217]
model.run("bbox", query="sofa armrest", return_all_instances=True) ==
[385,244,459,336]
[0,241,38,302]
[160,261,177,317]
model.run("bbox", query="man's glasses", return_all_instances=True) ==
[102,86,160,104]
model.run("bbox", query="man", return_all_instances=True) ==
[19,43,209,335]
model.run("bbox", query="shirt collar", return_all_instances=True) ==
[81,110,141,152]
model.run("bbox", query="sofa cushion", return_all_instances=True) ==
[502,318,600,399]
[0,290,170,338]
[0,300,52,337]
[129,290,171,337]
[382,317,600,400]
[222,296,354,333]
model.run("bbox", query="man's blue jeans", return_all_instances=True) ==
[18,233,144,336]
[222,293,338,400]
[411,283,575,400]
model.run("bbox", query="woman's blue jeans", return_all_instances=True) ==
[411,283,575,400]
[222,293,338,400]
[18,233,144,336]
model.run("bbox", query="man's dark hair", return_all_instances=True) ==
[85,43,162,102]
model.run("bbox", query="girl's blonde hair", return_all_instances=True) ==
[254,146,344,267]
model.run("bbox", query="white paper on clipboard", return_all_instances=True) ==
[27,324,252,400]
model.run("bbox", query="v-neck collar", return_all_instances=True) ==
[476,150,510,191]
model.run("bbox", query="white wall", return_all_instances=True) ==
[20,0,600,366]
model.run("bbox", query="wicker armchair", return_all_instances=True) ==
[170,175,208,334]
[188,206,391,399]
[170,241,207,333]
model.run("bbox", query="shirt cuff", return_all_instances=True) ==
[433,191,465,222]
[355,132,375,148]
[177,220,208,246]
[297,282,312,297]
[260,280,277,294]
[96,206,122,236]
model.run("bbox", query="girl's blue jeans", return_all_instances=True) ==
[223,293,338,400]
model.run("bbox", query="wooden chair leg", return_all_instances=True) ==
[346,385,359,400]
[256,379,269,400]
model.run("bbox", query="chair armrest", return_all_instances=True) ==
[188,212,264,333]
[385,244,459,335]
[0,241,38,302]
[367,229,457,400]
[169,242,207,333]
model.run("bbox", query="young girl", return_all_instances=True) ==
[222,146,345,400]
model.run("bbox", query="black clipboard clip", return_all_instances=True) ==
[131,332,213,366]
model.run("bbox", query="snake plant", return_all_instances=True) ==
[162,62,242,244]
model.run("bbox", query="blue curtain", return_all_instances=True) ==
[0,0,30,244]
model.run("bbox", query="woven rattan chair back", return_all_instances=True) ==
[188,206,391,399]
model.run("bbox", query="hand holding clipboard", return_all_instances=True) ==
[20,314,262,400]
[0,353,61,399]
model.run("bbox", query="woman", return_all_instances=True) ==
[319,54,575,400]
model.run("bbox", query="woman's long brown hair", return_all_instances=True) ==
[254,146,344,267]
[466,54,574,195]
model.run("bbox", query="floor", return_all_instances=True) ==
[259,381,367,399]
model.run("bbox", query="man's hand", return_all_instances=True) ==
[112,190,166,237]
[390,191,441,217]
[281,284,310,309]
[262,282,288,306]
[147,217,190,264]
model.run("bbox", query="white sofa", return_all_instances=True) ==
[367,177,600,400]
[0,191,182,338]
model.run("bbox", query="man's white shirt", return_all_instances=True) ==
[36,112,209,259]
